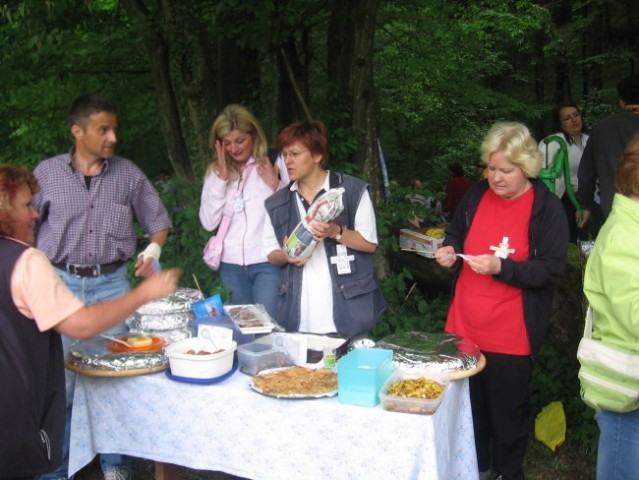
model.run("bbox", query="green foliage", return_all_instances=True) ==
[530,343,599,453]
[0,1,164,171]
[372,268,449,340]
[372,185,451,339]
[376,181,445,236]
[136,172,226,299]
[376,1,544,186]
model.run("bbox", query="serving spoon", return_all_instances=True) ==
[100,334,131,347]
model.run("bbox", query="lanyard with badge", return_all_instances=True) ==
[233,163,255,213]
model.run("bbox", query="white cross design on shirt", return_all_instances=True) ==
[330,244,355,274]
[490,236,515,259]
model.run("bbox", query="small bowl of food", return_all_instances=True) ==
[164,337,237,379]
[379,369,450,415]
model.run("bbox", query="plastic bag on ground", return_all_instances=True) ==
[534,401,566,451]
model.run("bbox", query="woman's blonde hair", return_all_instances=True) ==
[616,134,639,197]
[207,104,268,178]
[481,121,541,178]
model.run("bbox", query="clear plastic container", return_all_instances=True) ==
[237,341,295,376]
[379,369,450,415]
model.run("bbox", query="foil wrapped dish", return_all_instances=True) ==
[66,334,169,376]
[135,287,203,315]
[376,331,481,376]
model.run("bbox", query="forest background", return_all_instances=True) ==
[2,0,638,476]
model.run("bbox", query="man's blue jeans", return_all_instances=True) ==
[38,265,131,479]
[596,408,639,480]
[219,261,280,321]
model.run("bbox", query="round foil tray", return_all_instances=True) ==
[448,354,486,380]
[66,336,168,376]
[376,332,482,378]
[65,362,168,377]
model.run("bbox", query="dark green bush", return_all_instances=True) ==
[139,173,225,299]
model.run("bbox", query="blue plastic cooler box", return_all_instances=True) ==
[337,348,394,407]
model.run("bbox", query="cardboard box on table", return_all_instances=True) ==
[399,228,444,259]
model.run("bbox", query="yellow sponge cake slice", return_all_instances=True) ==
[126,335,153,348]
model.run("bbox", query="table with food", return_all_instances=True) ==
[66,290,484,480]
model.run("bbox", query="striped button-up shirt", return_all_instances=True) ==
[33,151,171,265]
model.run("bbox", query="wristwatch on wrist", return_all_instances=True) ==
[335,225,344,241]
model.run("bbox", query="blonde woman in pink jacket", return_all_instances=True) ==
[199,105,289,320]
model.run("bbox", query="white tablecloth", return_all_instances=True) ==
[69,367,478,480]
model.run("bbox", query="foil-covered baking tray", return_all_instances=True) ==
[376,331,480,375]
[126,311,194,331]
[135,287,203,315]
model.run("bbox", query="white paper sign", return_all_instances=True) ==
[272,332,309,365]
[197,325,234,349]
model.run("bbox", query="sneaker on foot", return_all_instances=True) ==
[479,470,495,480]
[103,468,133,480]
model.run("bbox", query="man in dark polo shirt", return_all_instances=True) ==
[32,94,171,480]
[578,73,639,232]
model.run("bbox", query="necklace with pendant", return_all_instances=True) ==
[234,163,253,212]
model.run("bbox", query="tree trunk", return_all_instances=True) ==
[215,10,261,109]
[159,0,217,170]
[328,0,383,205]
[277,37,312,124]
[121,0,193,179]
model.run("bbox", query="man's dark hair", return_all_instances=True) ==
[617,74,639,105]
[67,94,116,128]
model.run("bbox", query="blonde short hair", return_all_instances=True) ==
[481,121,541,178]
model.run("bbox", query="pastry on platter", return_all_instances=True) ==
[252,366,337,397]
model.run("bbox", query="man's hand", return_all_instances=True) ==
[135,242,162,277]
[134,256,158,277]
[138,268,182,303]
[577,209,591,228]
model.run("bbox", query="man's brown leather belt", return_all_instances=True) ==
[52,261,125,277]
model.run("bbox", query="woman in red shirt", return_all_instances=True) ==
[435,122,569,480]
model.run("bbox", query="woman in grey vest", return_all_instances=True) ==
[262,121,386,339]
